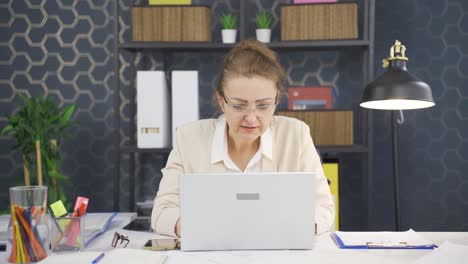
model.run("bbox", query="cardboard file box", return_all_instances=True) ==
[132,6,211,42]
[137,71,170,148]
[277,110,353,145]
[171,71,199,146]
[149,0,191,4]
[281,2,358,40]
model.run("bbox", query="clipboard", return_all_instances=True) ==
[330,230,437,250]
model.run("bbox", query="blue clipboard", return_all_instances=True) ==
[84,212,118,247]
[330,233,437,250]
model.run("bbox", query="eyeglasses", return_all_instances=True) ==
[111,232,129,248]
[222,93,278,116]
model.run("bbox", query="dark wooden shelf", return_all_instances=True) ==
[119,42,235,51]
[120,146,172,154]
[119,40,369,51]
[269,40,369,49]
[120,144,367,154]
[317,144,368,153]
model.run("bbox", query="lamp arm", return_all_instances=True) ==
[392,111,401,231]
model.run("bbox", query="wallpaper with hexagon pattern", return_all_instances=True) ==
[0,0,467,231]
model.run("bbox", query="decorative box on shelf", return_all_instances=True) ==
[288,86,334,110]
[281,2,358,41]
[149,0,191,4]
[132,5,211,42]
[277,110,353,145]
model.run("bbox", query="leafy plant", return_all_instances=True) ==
[220,13,237,29]
[1,93,77,207]
[256,11,273,29]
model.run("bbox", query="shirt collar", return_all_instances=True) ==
[210,115,273,164]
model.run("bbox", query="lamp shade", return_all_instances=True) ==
[360,41,435,110]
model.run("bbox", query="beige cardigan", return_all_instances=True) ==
[151,115,335,236]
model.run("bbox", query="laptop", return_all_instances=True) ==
[179,172,316,251]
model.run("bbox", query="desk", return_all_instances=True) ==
[1,213,467,264]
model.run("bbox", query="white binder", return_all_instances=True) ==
[171,71,199,146]
[137,71,170,148]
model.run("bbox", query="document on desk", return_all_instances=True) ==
[38,249,166,264]
[331,229,437,249]
[413,241,468,264]
[101,248,167,264]
[38,252,103,264]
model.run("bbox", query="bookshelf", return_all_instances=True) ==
[114,0,375,230]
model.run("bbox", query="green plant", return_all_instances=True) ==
[256,11,273,29]
[1,93,77,207]
[220,13,237,29]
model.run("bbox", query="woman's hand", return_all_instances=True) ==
[175,218,181,237]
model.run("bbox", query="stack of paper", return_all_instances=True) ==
[413,242,468,264]
[101,248,167,264]
[39,249,167,264]
[331,229,437,249]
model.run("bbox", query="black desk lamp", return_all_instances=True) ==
[360,40,435,231]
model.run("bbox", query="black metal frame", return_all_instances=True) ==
[114,0,375,229]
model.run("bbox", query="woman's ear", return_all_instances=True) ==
[215,90,225,112]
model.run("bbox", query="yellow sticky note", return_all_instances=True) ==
[50,200,67,217]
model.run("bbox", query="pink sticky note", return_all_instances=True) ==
[74,196,89,212]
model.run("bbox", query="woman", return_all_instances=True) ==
[151,39,334,237]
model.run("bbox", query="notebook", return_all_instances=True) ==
[179,172,316,251]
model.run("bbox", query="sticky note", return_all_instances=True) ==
[50,200,68,217]
[74,196,89,212]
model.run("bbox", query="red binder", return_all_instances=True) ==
[288,87,333,110]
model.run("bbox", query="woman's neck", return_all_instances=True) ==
[227,135,260,153]
[226,130,260,171]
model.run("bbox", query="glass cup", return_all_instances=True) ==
[7,186,50,263]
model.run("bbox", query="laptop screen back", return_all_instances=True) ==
[179,172,316,251]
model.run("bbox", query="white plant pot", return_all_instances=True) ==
[256,29,271,43]
[222,29,237,44]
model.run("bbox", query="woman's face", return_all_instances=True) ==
[219,75,278,145]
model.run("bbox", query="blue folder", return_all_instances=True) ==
[84,212,118,247]
[330,233,437,250]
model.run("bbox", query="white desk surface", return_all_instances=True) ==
[1,213,467,264]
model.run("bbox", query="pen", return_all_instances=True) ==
[91,252,105,264]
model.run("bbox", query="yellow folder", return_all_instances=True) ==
[323,158,339,231]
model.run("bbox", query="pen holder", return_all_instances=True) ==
[7,186,50,263]
[50,215,85,252]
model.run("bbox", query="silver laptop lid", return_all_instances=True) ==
[179,172,316,251]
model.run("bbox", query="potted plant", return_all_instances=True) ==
[256,11,273,43]
[1,93,76,207]
[220,13,237,44]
